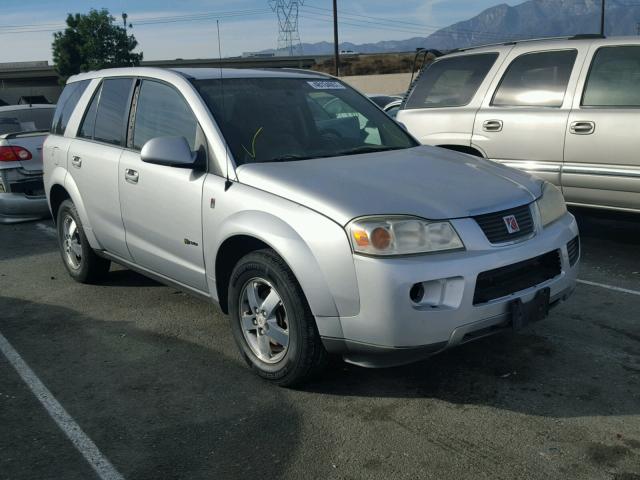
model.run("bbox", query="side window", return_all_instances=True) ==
[582,46,640,107]
[92,78,134,146]
[492,50,577,108]
[50,80,90,135]
[78,83,101,140]
[405,53,498,109]
[132,80,198,150]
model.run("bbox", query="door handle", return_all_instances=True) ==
[569,121,595,135]
[483,119,503,132]
[125,168,139,184]
[71,156,82,168]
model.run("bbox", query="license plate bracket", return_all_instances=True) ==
[511,288,550,331]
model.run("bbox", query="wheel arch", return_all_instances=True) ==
[208,211,345,323]
[48,183,70,224]
[53,174,101,249]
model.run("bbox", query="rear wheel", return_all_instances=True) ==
[56,199,110,283]
[228,249,327,386]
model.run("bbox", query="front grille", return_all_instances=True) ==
[474,203,534,244]
[567,235,580,267]
[473,250,562,305]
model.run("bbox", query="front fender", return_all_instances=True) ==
[209,209,357,321]
[201,177,361,327]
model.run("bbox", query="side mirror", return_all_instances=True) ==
[140,136,196,168]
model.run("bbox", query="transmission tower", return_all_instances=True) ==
[269,1,304,56]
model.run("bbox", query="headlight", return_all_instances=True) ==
[537,182,567,227]
[347,216,464,256]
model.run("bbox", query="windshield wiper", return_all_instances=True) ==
[339,145,403,156]
[267,154,312,162]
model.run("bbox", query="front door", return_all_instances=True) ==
[563,43,640,210]
[472,47,584,186]
[119,79,208,291]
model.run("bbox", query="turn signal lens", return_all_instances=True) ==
[353,230,370,247]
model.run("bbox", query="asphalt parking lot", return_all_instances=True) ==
[1,207,639,480]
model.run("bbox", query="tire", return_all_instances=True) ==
[56,199,110,284]
[228,248,327,386]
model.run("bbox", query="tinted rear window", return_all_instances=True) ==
[51,80,90,135]
[405,53,498,109]
[92,78,133,146]
[582,46,640,107]
[0,108,54,134]
[492,50,577,107]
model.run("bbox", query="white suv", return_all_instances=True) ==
[397,35,640,213]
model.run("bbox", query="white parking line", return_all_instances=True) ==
[0,331,125,480]
[35,223,57,238]
[577,279,640,297]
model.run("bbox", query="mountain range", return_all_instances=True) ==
[266,0,640,55]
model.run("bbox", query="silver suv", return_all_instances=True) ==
[398,36,640,213]
[43,67,579,385]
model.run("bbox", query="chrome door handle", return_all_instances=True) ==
[570,121,595,135]
[125,168,139,184]
[483,119,503,132]
[71,156,82,168]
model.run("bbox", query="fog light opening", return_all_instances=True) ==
[410,283,425,303]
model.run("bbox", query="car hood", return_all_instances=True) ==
[235,146,543,226]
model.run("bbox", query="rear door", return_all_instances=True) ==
[472,45,588,185]
[119,79,208,291]
[67,77,135,260]
[563,42,640,210]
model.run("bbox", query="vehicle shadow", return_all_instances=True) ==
[571,206,640,245]
[0,296,302,480]
[303,297,640,419]
[101,267,163,288]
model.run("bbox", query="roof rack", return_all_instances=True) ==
[450,34,605,53]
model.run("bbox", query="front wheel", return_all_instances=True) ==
[228,249,327,386]
[56,199,110,283]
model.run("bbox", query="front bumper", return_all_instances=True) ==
[321,212,579,367]
[0,192,50,224]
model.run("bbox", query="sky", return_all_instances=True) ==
[0,0,523,63]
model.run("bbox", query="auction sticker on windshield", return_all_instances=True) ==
[307,80,346,90]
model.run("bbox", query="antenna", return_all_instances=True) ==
[269,0,304,56]
[217,20,232,191]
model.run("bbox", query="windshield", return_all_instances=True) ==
[0,108,55,135]
[193,77,417,165]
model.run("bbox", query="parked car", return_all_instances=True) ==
[383,99,402,118]
[397,35,640,213]
[0,104,56,223]
[368,94,403,118]
[44,67,579,385]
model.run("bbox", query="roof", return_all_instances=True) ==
[67,66,329,84]
[445,35,640,56]
[0,104,55,112]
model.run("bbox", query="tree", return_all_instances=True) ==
[52,9,143,82]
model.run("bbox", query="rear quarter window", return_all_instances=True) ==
[405,53,499,109]
[77,78,134,146]
[51,80,90,135]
